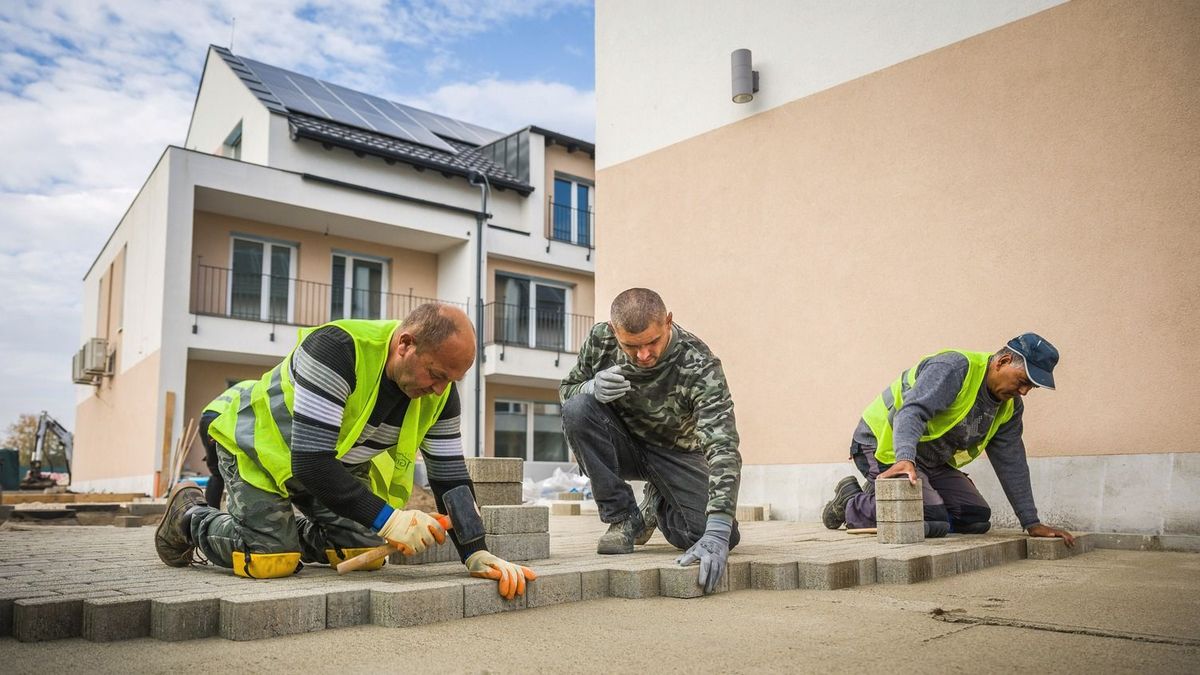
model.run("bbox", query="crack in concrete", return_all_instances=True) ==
[930,609,1200,647]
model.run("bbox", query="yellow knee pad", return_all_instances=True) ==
[325,547,386,571]
[231,551,302,579]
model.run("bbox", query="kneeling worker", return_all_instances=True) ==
[823,333,1074,545]
[155,303,536,599]
[560,288,742,594]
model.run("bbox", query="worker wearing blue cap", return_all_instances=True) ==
[822,333,1075,545]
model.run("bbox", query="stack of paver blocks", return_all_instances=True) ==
[481,505,550,561]
[875,477,924,544]
[466,457,524,506]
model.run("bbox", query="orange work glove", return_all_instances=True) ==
[377,509,447,556]
[465,551,538,600]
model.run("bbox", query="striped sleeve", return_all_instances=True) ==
[290,327,356,455]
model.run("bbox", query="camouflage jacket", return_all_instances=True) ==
[560,322,741,517]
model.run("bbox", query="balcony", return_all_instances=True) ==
[190,264,458,328]
[482,302,593,387]
[546,199,594,258]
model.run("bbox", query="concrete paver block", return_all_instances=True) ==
[581,569,610,600]
[218,590,326,641]
[465,457,524,483]
[473,482,524,506]
[527,570,582,608]
[751,560,798,591]
[728,560,752,591]
[151,595,220,641]
[13,591,121,642]
[83,595,151,642]
[659,564,729,598]
[929,550,959,578]
[464,578,528,617]
[876,500,924,522]
[556,491,584,501]
[855,556,878,585]
[371,582,463,628]
[551,503,581,516]
[326,587,372,629]
[482,505,549,534]
[609,568,660,598]
[875,477,923,501]
[390,540,460,565]
[113,516,143,528]
[997,538,1027,563]
[1027,534,1094,560]
[878,521,925,544]
[798,558,860,590]
[1,590,55,637]
[127,503,167,516]
[876,554,932,584]
[956,542,1004,574]
[736,504,765,521]
[487,532,550,561]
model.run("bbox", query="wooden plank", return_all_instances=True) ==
[158,391,175,498]
[1,492,146,505]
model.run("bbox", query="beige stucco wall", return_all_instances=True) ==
[597,1,1200,466]
[73,350,161,486]
[179,359,274,473]
[483,382,562,457]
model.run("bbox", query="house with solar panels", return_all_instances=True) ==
[73,46,596,495]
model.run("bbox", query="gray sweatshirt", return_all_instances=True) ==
[853,352,1041,528]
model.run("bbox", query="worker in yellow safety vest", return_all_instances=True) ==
[822,333,1075,545]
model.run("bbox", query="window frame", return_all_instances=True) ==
[330,250,391,321]
[227,235,298,324]
[494,272,573,351]
[493,398,569,462]
[551,172,594,247]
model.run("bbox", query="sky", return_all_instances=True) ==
[0,0,595,433]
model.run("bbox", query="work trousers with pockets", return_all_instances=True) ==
[562,393,740,551]
[189,443,382,571]
[844,442,992,532]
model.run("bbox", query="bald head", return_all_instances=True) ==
[388,303,476,398]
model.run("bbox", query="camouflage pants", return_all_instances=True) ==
[189,443,383,571]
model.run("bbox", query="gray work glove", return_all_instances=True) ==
[675,513,733,595]
[579,364,630,403]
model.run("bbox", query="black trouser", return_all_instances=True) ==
[199,411,224,507]
[562,394,740,551]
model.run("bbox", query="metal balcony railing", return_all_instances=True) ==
[190,264,460,327]
[483,302,593,354]
[547,199,594,252]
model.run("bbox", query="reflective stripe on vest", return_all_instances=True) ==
[203,380,258,414]
[862,349,1014,469]
[206,319,452,506]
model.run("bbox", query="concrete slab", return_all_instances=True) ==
[218,590,326,641]
[482,505,549,534]
[370,582,463,628]
[465,457,524,483]
[151,595,220,641]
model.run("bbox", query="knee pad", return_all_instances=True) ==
[325,547,386,571]
[954,520,992,535]
[924,520,950,538]
[232,551,302,579]
[923,504,950,523]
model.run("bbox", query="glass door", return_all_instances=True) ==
[332,254,387,320]
[230,238,294,322]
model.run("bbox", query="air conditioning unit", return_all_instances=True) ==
[72,348,98,385]
[81,337,111,376]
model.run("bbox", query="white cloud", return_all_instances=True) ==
[0,0,594,430]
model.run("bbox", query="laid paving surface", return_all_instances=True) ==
[0,517,1092,643]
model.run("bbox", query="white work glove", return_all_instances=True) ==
[465,551,538,600]
[580,364,631,403]
[377,509,447,556]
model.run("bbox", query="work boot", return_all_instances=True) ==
[155,482,208,567]
[821,476,864,530]
[596,509,645,555]
[634,483,661,546]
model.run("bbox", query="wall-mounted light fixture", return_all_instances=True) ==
[731,49,759,104]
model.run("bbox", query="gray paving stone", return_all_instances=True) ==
[876,500,923,522]
[389,540,460,565]
[956,542,1004,574]
[473,482,524,506]
[659,564,730,598]
[13,591,122,642]
[727,560,752,591]
[487,532,550,561]
[929,550,959,578]
[875,477,923,501]
[609,568,660,598]
[878,521,925,544]
[798,558,860,590]
[464,578,527,617]
[326,587,372,629]
[527,570,581,608]
[556,491,583,501]
[855,556,878,585]
[218,590,326,641]
[371,582,463,628]
[581,569,610,600]
[83,595,151,642]
[997,538,1028,563]
[113,516,143,528]
[128,503,167,516]
[876,554,932,584]
[0,590,55,636]
[1027,534,1095,560]
[550,503,581,516]
[465,457,524,483]
[482,505,549,534]
[151,595,220,641]
[751,560,798,590]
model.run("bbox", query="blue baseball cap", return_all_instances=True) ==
[1007,333,1059,390]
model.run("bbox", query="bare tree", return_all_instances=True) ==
[4,413,39,467]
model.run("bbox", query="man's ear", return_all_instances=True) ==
[396,331,416,356]
[664,311,673,328]
[994,352,1012,369]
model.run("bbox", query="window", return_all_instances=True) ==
[551,175,592,247]
[331,253,388,320]
[229,237,295,323]
[494,273,569,350]
[493,400,569,462]
[222,122,242,160]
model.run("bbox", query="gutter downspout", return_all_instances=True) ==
[469,172,491,458]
